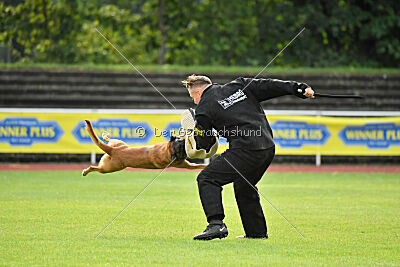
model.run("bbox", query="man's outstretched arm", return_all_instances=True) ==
[239,77,314,102]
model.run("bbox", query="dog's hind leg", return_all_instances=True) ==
[102,131,111,142]
[82,154,125,176]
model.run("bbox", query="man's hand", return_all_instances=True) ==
[303,87,315,98]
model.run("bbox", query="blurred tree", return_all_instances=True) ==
[157,0,166,64]
[0,0,399,67]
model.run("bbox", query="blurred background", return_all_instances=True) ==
[1,0,400,67]
[0,0,399,165]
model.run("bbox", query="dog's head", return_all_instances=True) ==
[169,135,187,161]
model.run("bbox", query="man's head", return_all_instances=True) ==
[182,74,212,104]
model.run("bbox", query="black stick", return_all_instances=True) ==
[314,93,364,99]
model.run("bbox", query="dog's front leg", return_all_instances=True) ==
[82,165,102,176]
[174,159,208,169]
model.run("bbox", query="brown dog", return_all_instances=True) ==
[82,120,207,176]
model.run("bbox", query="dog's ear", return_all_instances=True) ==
[169,135,177,142]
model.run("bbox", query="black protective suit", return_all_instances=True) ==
[194,77,309,237]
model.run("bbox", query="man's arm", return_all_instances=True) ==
[240,77,314,102]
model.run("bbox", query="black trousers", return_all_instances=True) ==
[197,146,275,237]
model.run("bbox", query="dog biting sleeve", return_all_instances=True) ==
[181,109,219,159]
[171,138,187,161]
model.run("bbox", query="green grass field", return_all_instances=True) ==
[0,170,399,266]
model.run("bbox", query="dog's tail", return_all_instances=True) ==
[85,120,113,155]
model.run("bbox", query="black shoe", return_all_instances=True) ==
[193,222,228,240]
[236,234,268,239]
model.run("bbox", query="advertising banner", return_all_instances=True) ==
[1,110,399,156]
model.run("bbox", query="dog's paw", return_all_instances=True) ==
[102,131,110,142]
[82,169,88,176]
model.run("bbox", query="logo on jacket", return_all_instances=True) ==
[218,89,247,109]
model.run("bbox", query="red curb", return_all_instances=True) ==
[0,164,399,173]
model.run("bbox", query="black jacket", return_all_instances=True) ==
[194,77,309,150]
